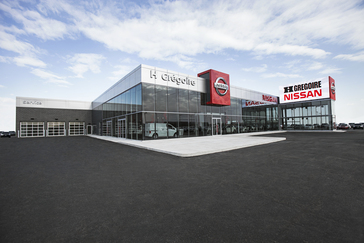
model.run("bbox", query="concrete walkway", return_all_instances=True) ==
[88,131,286,157]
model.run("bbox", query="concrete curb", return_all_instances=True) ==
[88,131,287,157]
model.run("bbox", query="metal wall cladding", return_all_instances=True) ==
[16,97,92,110]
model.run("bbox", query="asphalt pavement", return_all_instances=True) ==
[1,130,363,242]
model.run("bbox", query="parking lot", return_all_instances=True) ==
[1,131,363,242]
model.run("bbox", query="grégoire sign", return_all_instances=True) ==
[279,76,336,103]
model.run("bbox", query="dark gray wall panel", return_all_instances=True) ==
[16,107,92,135]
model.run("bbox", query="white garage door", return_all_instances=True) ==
[20,122,45,138]
[47,122,66,137]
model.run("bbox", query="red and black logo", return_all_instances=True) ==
[198,69,230,106]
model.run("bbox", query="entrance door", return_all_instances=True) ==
[212,118,222,135]
[106,120,112,136]
[117,119,126,138]
[87,125,93,135]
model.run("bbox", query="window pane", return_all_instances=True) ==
[211,105,220,114]
[136,84,142,112]
[156,112,167,124]
[143,84,155,111]
[189,90,198,113]
[130,87,136,113]
[125,90,131,114]
[167,87,178,112]
[189,114,197,137]
[179,114,189,137]
[204,115,212,135]
[143,112,155,140]
[121,93,126,115]
[136,113,143,140]
[168,114,179,138]
[155,85,167,112]
[178,89,188,113]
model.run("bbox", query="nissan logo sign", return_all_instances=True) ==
[331,82,335,95]
[214,77,229,96]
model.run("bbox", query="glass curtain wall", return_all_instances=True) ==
[100,84,142,139]
[241,102,278,133]
[99,83,279,140]
[279,99,334,130]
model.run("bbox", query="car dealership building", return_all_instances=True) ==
[16,64,337,139]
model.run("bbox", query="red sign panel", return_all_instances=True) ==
[262,95,278,103]
[198,69,230,106]
[329,76,336,100]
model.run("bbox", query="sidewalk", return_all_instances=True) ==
[88,131,286,157]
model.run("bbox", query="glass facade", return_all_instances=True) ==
[93,80,335,140]
[279,99,335,130]
[95,83,281,140]
[242,102,279,132]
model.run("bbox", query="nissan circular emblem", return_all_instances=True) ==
[331,82,335,95]
[214,77,229,96]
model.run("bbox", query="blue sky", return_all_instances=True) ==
[1,0,364,130]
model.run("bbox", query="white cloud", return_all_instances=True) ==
[307,61,324,71]
[0,56,11,63]
[319,68,342,74]
[13,55,46,68]
[31,68,71,86]
[0,97,15,131]
[281,60,301,69]
[67,53,105,78]
[262,72,302,78]
[334,51,364,62]
[0,1,72,40]
[121,58,134,64]
[0,85,5,88]
[2,0,364,69]
[0,28,46,68]
[253,43,329,59]
[0,28,37,55]
[166,54,207,72]
[35,0,364,68]
[242,64,267,73]
[109,64,134,81]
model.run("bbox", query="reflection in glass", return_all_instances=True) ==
[121,92,126,115]
[136,113,143,140]
[189,91,198,113]
[303,106,308,116]
[178,89,188,113]
[189,114,197,137]
[179,114,189,137]
[142,84,155,111]
[136,84,142,112]
[155,85,167,112]
[156,112,167,124]
[167,87,178,112]
[143,112,155,140]
[168,114,179,138]
[130,87,136,113]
